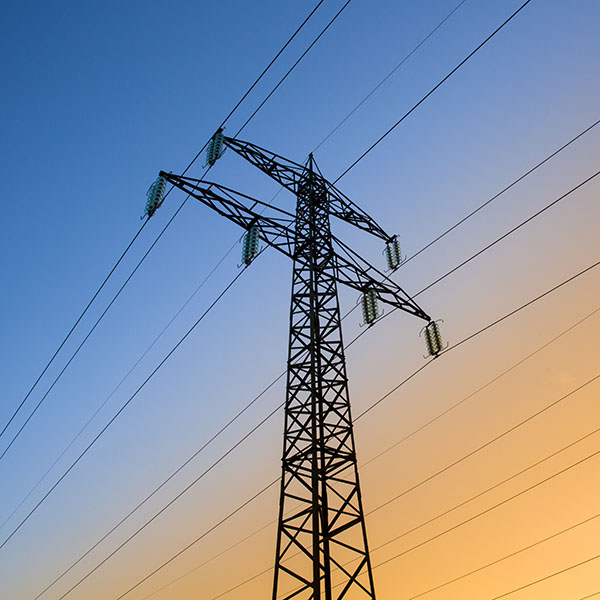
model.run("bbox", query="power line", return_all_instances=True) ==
[361,305,600,468]
[27,143,598,591]
[219,0,326,129]
[406,512,600,598]
[489,553,600,599]
[0,219,149,443]
[334,0,533,182]
[0,239,241,535]
[115,480,280,600]
[139,518,277,600]
[367,447,600,576]
[47,367,282,600]
[400,116,600,268]
[134,303,600,600]
[114,258,600,600]
[0,261,253,552]
[233,0,354,138]
[312,0,468,152]
[414,168,600,298]
[0,0,328,462]
[43,52,595,571]
[367,385,600,543]
[46,211,600,597]
[360,373,600,519]
[133,154,600,582]
[31,368,285,599]
[0,198,189,463]
[225,372,600,600]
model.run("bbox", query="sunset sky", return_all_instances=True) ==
[1,1,599,599]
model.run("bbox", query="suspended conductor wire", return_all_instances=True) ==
[0,0,329,461]
[363,373,600,525]
[216,367,600,600]
[361,305,600,469]
[132,303,600,600]
[101,114,600,594]
[489,554,600,599]
[37,166,600,595]
[343,166,600,362]
[334,0,534,183]
[47,148,600,580]
[106,257,600,600]
[406,513,600,598]
[0,197,190,463]
[219,413,600,600]
[220,0,326,128]
[0,258,256,553]
[138,518,278,600]
[319,447,600,595]
[115,479,280,600]
[400,116,600,268]
[53,388,280,600]
[0,240,240,535]
[312,0,468,152]
[234,0,355,138]
[0,219,149,444]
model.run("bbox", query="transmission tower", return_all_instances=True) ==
[154,131,438,599]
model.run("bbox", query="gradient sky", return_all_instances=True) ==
[1,1,599,599]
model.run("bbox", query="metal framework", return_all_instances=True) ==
[160,134,431,599]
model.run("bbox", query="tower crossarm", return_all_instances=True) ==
[159,171,295,259]
[222,135,392,242]
[159,170,429,320]
[332,235,430,321]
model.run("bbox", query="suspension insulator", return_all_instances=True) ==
[361,290,379,326]
[144,175,167,219]
[423,321,443,357]
[206,129,224,166]
[241,225,260,265]
[385,237,402,270]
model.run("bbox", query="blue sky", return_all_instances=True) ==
[1,1,600,598]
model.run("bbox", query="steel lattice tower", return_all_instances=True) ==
[273,157,375,598]
[160,133,433,599]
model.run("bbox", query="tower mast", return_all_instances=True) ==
[272,155,375,598]
[158,132,440,599]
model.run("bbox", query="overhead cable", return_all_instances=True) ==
[113,257,600,600]
[406,512,600,598]
[134,303,600,600]
[0,259,254,552]
[334,0,534,182]
[312,0,468,152]
[488,553,600,599]
[0,0,327,460]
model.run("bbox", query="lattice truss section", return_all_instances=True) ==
[160,135,433,600]
[273,173,375,599]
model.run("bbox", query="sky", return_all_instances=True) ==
[1,0,599,598]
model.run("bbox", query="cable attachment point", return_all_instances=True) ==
[206,128,225,167]
[143,174,167,220]
[240,224,260,267]
[421,319,447,358]
[360,289,381,327]
[384,236,403,271]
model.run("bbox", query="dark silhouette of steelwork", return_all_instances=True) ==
[160,133,431,599]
